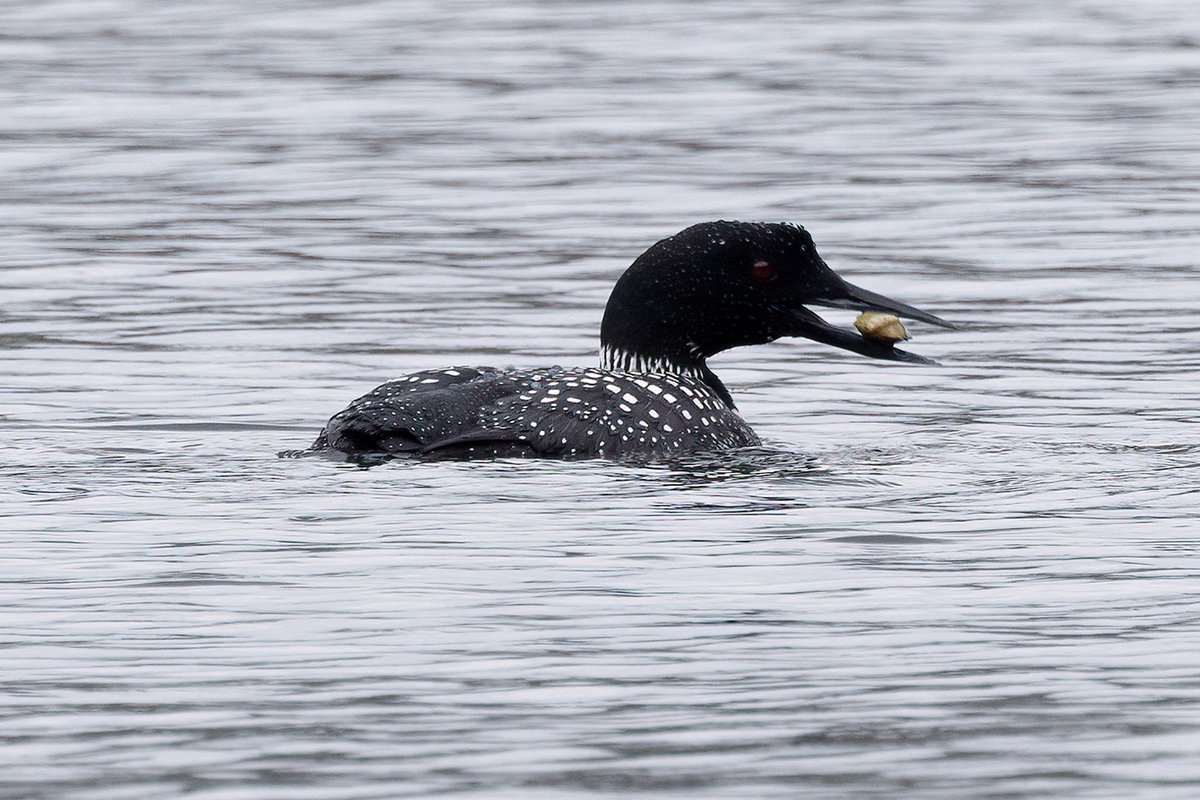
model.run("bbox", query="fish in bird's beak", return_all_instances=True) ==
[791,275,956,365]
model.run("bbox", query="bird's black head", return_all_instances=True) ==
[600,221,953,382]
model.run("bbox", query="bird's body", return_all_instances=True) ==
[297,221,952,461]
[311,365,758,459]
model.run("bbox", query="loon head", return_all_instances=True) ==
[600,221,954,387]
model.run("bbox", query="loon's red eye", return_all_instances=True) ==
[751,260,775,283]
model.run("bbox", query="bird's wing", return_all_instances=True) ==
[312,367,519,455]
[421,370,736,458]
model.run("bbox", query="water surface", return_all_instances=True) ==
[3,0,1200,797]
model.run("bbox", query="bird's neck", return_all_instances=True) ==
[599,343,702,376]
[598,343,736,409]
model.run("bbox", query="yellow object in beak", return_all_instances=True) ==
[854,311,911,344]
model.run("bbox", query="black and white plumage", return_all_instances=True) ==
[299,221,953,461]
[310,366,754,459]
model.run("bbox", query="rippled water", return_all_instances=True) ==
[3,0,1200,797]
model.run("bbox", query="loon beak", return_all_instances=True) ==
[791,279,956,365]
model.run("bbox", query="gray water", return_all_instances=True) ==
[3,0,1200,797]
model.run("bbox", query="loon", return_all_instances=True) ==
[299,221,952,460]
